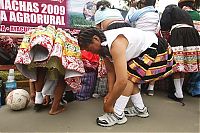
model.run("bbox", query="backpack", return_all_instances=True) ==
[76,72,97,100]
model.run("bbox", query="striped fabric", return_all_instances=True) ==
[76,72,97,101]
[127,37,175,83]
[170,27,200,73]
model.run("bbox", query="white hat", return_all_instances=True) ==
[94,7,124,25]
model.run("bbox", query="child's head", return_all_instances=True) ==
[145,0,156,6]
[94,7,124,30]
[137,0,156,8]
[96,0,111,10]
[178,0,196,10]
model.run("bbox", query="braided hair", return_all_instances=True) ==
[77,27,111,58]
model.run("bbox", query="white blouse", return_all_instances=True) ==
[103,27,158,61]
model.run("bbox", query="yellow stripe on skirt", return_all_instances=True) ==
[127,37,176,84]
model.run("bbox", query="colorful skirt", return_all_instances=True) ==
[127,37,175,83]
[170,27,200,72]
[14,25,85,91]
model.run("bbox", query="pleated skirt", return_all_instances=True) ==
[170,27,200,72]
[127,37,175,83]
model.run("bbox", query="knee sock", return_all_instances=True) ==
[173,79,183,98]
[147,84,154,91]
[138,84,141,90]
[35,92,43,104]
[131,92,145,109]
[180,78,184,87]
[114,95,130,118]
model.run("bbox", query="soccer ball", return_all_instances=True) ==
[6,89,30,111]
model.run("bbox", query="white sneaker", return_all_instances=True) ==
[96,113,127,127]
[124,106,149,118]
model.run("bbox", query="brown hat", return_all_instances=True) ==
[178,0,195,3]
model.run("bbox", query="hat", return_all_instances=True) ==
[94,7,124,25]
[178,0,195,3]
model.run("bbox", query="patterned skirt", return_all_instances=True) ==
[127,37,175,84]
[170,27,200,72]
[14,25,85,91]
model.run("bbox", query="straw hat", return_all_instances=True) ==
[178,0,195,3]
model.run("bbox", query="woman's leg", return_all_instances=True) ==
[124,82,149,118]
[34,67,46,111]
[113,80,134,116]
[111,80,147,116]
[42,79,58,106]
[96,80,133,127]
[147,81,155,96]
[173,72,184,98]
[49,77,65,115]
[97,80,148,127]
[180,72,185,88]
[29,79,36,103]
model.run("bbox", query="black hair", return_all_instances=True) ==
[77,27,111,58]
[96,0,111,10]
[145,0,156,6]
[178,1,197,11]
[77,27,106,48]
[165,4,178,9]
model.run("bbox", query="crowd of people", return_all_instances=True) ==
[13,0,199,127]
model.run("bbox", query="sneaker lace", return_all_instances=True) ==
[134,106,144,113]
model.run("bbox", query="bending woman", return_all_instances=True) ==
[15,25,85,115]
[77,27,175,127]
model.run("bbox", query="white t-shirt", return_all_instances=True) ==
[103,27,158,61]
[125,7,160,33]
[134,12,159,32]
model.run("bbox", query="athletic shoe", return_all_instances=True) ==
[124,106,149,118]
[96,113,127,127]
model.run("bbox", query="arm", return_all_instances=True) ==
[103,57,115,103]
[104,35,128,113]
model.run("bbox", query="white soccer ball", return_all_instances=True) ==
[6,89,30,111]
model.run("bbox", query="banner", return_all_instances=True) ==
[0,0,129,34]
[0,0,69,33]
[0,0,98,34]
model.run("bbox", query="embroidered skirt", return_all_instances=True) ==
[14,25,85,91]
[127,37,175,83]
[170,27,200,72]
